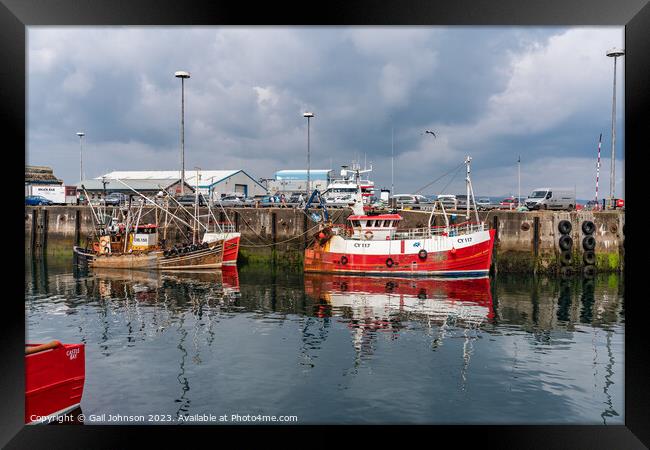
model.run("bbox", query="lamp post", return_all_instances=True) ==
[76,132,85,182]
[391,127,394,196]
[606,47,624,209]
[517,155,521,207]
[303,112,314,196]
[175,71,191,194]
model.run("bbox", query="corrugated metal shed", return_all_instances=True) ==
[97,169,265,190]
[77,178,191,192]
[98,170,237,186]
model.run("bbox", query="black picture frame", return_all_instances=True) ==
[4,0,648,447]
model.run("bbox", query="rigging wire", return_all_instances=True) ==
[413,162,465,195]
[437,165,463,197]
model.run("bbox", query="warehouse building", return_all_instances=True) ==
[75,177,193,201]
[266,169,331,195]
[80,170,267,202]
[26,165,77,203]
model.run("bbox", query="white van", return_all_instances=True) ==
[525,188,576,211]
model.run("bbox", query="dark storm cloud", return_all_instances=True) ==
[27,26,624,199]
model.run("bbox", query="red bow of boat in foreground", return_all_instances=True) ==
[25,341,85,424]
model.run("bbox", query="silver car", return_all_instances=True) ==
[217,195,245,207]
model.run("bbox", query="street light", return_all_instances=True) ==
[76,132,85,182]
[606,47,624,210]
[175,70,191,194]
[303,112,315,196]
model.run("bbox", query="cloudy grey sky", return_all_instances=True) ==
[27,26,624,199]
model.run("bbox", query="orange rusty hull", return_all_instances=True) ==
[74,242,223,270]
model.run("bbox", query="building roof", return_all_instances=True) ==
[97,169,267,190]
[275,170,331,180]
[77,178,193,192]
[25,165,63,185]
[98,170,240,185]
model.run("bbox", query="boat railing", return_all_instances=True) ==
[393,221,486,240]
[211,221,237,233]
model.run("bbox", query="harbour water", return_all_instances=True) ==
[25,259,624,425]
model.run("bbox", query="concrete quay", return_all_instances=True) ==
[25,206,624,274]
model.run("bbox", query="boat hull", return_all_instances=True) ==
[203,233,240,266]
[25,343,85,424]
[304,229,495,276]
[74,242,223,270]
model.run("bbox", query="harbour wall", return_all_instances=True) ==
[24,206,625,274]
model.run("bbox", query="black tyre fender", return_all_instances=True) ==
[560,250,573,266]
[583,265,596,278]
[559,235,573,251]
[583,250,596,265]
[418,249,428,260]
[558,220,572,235]
[340,256,348,265]
[582,235,596,251]
[386,258,394,268]
[581,221,595,235]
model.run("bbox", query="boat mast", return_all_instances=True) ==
[193,168,200,245]
[466,156,471,220]
[465,156,481,225]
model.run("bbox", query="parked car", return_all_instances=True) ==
[436,194,458,210]
[524,188,576,211]
[25,195,53,206]
[392,194,429,205]
[455,194,469,209]
[499,197,518,210]
[102,192,128,206]
[176,194,207,207]
[288,194,303,204]
[260,195,281,206]
[217,195,245,207]
[476,198,494,210]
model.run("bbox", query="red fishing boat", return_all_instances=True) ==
[202,223,240,266]
[25,341,85,424]
[304,156,495,277]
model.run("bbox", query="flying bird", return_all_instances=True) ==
[424,130,437,138]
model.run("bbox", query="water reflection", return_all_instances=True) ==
[304,275,493,361]
[25,261,624,424]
